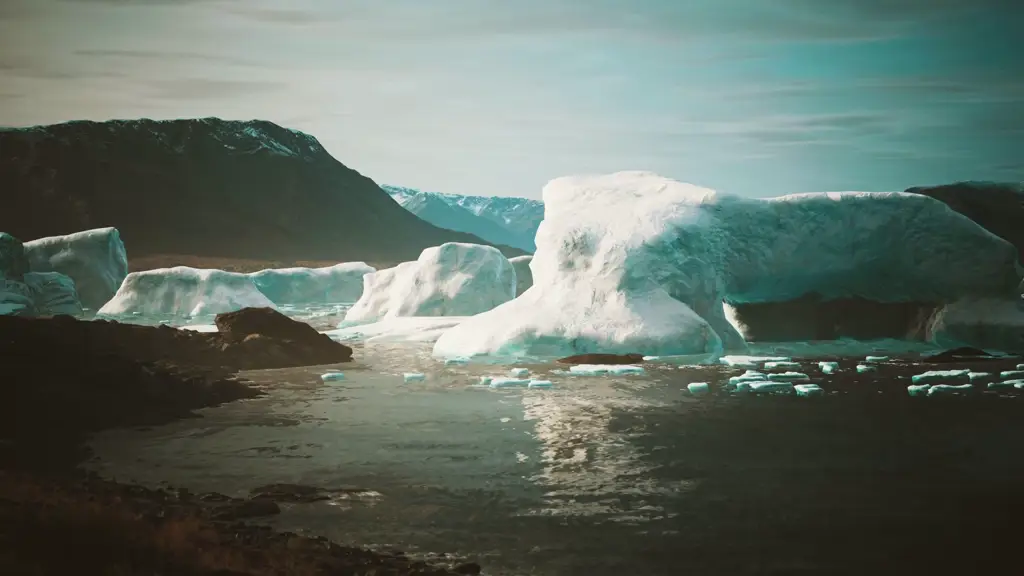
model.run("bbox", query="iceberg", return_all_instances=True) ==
[818,361,839,374]
[23,227,128,310]
[927,297,1024,353]
[98,266,274,318]
[434,172,1020,360]
[344,243,516,324]
[687,382,710,396]
[927,383,973,396]
[911,369,971,385]
[22,272,83,316]
[250,262,375,305]
[794,384,824,397]
[509,255,534,296]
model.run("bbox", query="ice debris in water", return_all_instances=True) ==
[749,382,795,394]
[729,370,768,386]
[767,371,810,382]
[794,384,824,397]
[764,360,801,370]
[907,384,931,397]
[818,361,839,374]
[403,372,426,383]
[927,384,974,396]
[320,372,346,382]
[510,368,529,378]
[528,379,554,389]
[987,380,1019,389]
[478,376,492,386]
[489,377,532,389]
[687,382,710,396]
[720,355,791,368]
[911,369,971,385]
[864,355,889,363]
[1004,379,1024,389]
[968,372,993,382]
[444,357,470,366]
[1000,370,1024,379]
[856,364,875,373]
[568,364,645,376]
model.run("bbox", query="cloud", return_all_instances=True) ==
[143,78,286,101]
[73,49,263,68]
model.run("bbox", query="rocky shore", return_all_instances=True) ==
[0,310,477,576]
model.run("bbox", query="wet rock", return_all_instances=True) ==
[557,353,645,365]
[0,232,29,279]
[454,561,483,575]
[214,307,353,366]
[249,483,331,503]
[213,498,281,520]
[923,347,997,363]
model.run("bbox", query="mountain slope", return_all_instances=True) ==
[0,118,525,264]
[383,185,544,252]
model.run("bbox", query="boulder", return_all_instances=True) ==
[0,232,28,279]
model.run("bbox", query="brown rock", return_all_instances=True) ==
[213,498,281,520]
[557,353,645,365]
[215,306,320,343]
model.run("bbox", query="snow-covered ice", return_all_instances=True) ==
[23,227,128,310]
[568,365,645,376]
[911,369,971,385]
[927,384,973,396]
[764,360,801,370]
[729,370,768,386]
[907,384,931,397]
[749,382,795,394]
[818,361,839,374]
[250,262,375,306]
[767,371,810,382]
[687,382,710,396]
[794,384,824,397]
[98,267,274,318]
[434,172,1020,360]
[345,243,516,324]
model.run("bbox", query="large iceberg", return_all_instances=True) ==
[509,255,533,296]
[433,172,1022,360]
[343,242,516,323]
[23,227,128,310]
[98,266,275,318]
[250,262,375,305]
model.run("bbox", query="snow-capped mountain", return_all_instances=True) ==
[383,185,544,252]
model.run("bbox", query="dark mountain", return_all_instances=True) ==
[905,181,1024,263]
[0,118,526,263]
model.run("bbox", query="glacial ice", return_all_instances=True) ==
[568,364,645,376]
[767,371,810,382]
[528,379,554,389]
[1000,370,1024,379]
[321,372,346,382]
[720,355,791,368]
[907,384,931,397]
[98,267,275,318]
[433,172,1021,360]
[818,361,839,374]
[794,384,824,397]
[250,262,375,305]
[749,381,795,394]
[687,382,710,396]
[403,373,426,382]
[345,243,516,324]
[856,364,875,373]
[927,384,973,396]
[510,368,530,377]
[24,227,128,310]
[489,377,531,388]
[911,369,971,385]
[729,370,768,385]
[326,317,470,343]
[968,372,993,382]
[864,356,889,363]
[509,255,534,297]
[22,272,83,316]
[764,361,801,370]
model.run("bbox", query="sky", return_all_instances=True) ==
[0,0,1021,199]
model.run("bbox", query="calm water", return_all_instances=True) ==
[87,338,1024,575]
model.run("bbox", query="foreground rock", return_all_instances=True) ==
[0,307,352,372]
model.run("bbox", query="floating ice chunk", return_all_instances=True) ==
[1000,370,1024,379]
[767,371,810,382]
[968,371,993,382]
[911,369,971,385]
[987,380,1020,389]
[444,357,470,365]
[320,372,345,382]
[721,355,791,369]
[489,377,531,388]
[764,361,801,370]
[403,372,426,382]
[1006,379,1024,389]
[749,381,795,394]
[907,384,931,397]
[1017,364,1024,370]
[794,384,824,397]
[729,370,768,385]
[818,361,839,374]
[732,382,754,394]
[528,379,554,389]
[927,384,973,396]
[478,376,493,386]
[687,382,710,396]
[568,364,645,376]
[856,364,876,373]
[510,368,530,378]
[864,355,889,363]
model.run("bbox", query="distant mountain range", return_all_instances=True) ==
[0,118,526,266]
[383,185,544,252]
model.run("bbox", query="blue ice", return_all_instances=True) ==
[794,384,824,397]
[687,382,710,396]
[911,369,971,385]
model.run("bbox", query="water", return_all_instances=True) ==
[86,337,1024,575]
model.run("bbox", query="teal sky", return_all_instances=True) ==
[0,0,1021,199]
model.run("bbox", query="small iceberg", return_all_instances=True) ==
[856,364,876,373]
[749,381,795,394]
[911,369,971,385]
[568,364,645,376]
[764,360,801,370]
[864,355,889,363]
[927,384,974,397]
[968,372,993,383]
[1000,370,1024,379]
[729,370,768,386]
[687,382,710,396]
[321,372,346,382]
[403,372,426,383]
[794,384,824,397]
[907,384,931,397]
[510,368,530,378]
[818,362,839,374]
[489,377,532,389]
[767,371,810,382]
[528,379,554,389]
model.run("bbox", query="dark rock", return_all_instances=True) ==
[215,306,321,342]
[249,483,330,503]
[453,562,483,575]
[922,347,997,363]
[213,307,353,367]
[0,118,525,263]
[213,498,280,520]
[906,182,1024,263]
[0,232,28,279]
[557,353,645,365]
